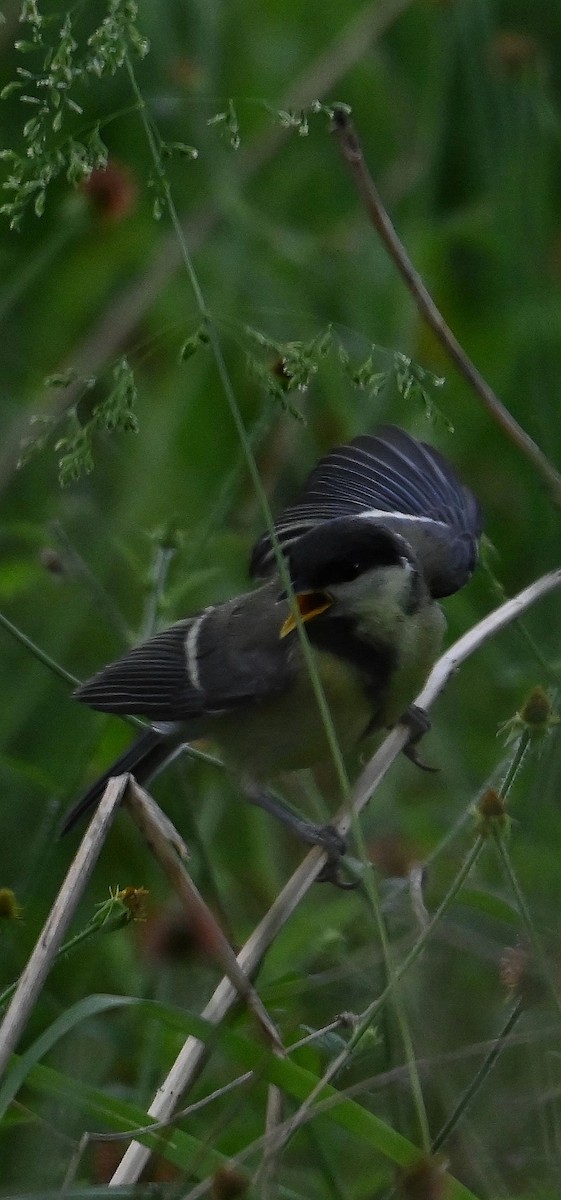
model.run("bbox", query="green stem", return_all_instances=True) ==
[484,565,556,682]
[431,1000,523,1152]
[52,521,131,645]
[124,54,350,799]
[500,731,530,799]
[141,541,176,640]
[0,905,132,1014]
[182,402,276,572]
[358,821,431,1153]
[0,609,79,690]
[493,832,561,1021]
[0,214,81,323]
[278,835,486,1160]
[350,837,485,1053]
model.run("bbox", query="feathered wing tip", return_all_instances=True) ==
[250,425,483,597]
[59,727,175,835]
[74,619,204,722]
[74,599,283,724]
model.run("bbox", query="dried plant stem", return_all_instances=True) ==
[255,1077,284,1199]
[109,565,561,1186]
[126,780,283,1052]
[0,776,126,1081]
[109,849,323,1185]
[331,107,561,505]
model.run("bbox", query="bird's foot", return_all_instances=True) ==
[243,784,356,890]
[306,823,356,890]
[316,856,358,890]
[401,704,439,774]
[292,821,357,890]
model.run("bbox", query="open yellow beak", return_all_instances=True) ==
[279,590,332,639]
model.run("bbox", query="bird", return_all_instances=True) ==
[61,425,482,880]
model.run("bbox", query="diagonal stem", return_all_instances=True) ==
[431,1001,523,1154]
[331,107,561,506]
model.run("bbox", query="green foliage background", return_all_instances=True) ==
[1,0,561,1195]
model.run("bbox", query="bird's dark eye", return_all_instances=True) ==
[286,520,405,592]
[307,547,391,590]
[323,552,373,587]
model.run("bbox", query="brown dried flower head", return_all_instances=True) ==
[397,1154,447,1200]
[500,944,547,1008]
[81,160,137,223]
[211,1164,249,1199]
[475,788,509,837]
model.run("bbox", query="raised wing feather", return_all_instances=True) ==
[250,426,482,597]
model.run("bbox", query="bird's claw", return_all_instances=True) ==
[401,704,439,774]
[314,824,358,890]
[316,857,358,889]
[402,741,439,773]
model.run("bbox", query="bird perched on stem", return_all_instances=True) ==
[62,425,482,883]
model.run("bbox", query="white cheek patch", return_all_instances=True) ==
[330,561,413,609]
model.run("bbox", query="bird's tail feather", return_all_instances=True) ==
[59,727,178,836]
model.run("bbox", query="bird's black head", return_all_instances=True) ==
[284,517,411,594]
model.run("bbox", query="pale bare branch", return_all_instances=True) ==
[125,779,283,1053]
[0,775,126,1080]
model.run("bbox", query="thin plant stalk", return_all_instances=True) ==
[431,1001,524,1153]
[330,107,561,505]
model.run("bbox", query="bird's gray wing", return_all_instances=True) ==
[74,587,292,722]
[250,425,482,598]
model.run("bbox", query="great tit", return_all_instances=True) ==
[61,425,482,870]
